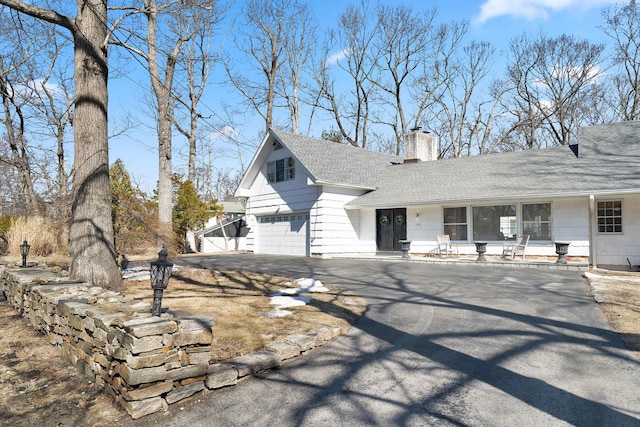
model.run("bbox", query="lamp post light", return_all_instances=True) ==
[149,244,173,316]
[20,240,30,268]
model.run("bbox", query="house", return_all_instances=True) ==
[194,201,248,253]
[235,122,640,268]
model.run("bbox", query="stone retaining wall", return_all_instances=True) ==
[0,265,344,419]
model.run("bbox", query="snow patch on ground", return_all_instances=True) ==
[122,267,328,318]
[265,277,329,317]
[290,278,330,293]
[122,267,150,281]
[122,265,181,281]
[269,295,312,307]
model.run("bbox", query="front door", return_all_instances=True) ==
[376,208,407,251]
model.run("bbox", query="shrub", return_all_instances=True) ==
[0,216,12,255]
[111,159,158,255]
[0,216,12,236]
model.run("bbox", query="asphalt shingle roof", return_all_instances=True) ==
[346,121,640,208]
[272,130,401,189]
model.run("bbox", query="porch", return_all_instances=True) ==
[325,252,590,271]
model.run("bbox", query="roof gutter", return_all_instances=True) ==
[314,180,378,191]
[344,188,640,210]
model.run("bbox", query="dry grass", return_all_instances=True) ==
[5,216,60,257]
[586,270,640,360]
[122,268,368,362]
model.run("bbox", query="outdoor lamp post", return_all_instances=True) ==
[149,244,173,316]
[20,240,30,267]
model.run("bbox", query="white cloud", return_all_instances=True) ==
[12,79,65,101]
[325,49,349,66]
[475,0,618,24]
[210,125,238,141]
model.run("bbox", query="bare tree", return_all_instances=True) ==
[410,20,467,155]
[311,0,378,148]
[111,0,208,247]
[277,1,316,134]
[600,0,640,121]
[0,0,122,289]
[0,56,39,209]
[430,41,506,158]
[505,32,605,147]
[30,36,74,199]
[226,0,311,134]
[0,139,21,212]
[372,5,437,155]
[173,2,226,183]
[0,7,51,211]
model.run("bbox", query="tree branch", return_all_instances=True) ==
[0,0,74,32]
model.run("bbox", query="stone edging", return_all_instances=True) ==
[0,265,346,419]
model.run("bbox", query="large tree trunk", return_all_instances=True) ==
[69,0,122,290]
[0,0,121,289]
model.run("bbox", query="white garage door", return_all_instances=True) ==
[256,213,309,256]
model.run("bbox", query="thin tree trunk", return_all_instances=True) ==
[57,132,68,197]
[145,0,180,248]
[0,57,39,210]
[188,108,197,183]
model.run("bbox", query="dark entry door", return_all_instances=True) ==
[376,208,407,251]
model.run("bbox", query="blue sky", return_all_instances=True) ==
[107,0,621,193]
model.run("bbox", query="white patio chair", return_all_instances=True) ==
[437,234,459,258]
[502,235,530,260]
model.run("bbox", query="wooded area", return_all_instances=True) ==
[0,0,638,286]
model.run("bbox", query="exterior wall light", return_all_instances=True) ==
[20,240,30,268]
[149,244,173,316]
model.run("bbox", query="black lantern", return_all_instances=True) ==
[20,240,30,268]
[149,244,173,316]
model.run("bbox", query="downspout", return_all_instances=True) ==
[589,195,597,269]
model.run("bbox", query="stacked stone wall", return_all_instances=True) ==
[0,266,344,419]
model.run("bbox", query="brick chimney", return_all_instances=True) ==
[404,128,437,163]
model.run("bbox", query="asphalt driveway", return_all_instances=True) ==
[137,254,640,426]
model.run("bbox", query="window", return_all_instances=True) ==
[267,157,295,183]
[443,207,467,241]
[472,205,516,241]
[597,201,622,233]
[522,203,551,240]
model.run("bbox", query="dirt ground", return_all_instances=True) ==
[0,265,638,426]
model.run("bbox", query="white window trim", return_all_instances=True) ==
[596,199,623,234]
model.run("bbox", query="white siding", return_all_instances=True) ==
[358,209,378,253]
[551,198,590,257]
[399,198,594,258]
[311,186,371,255]
[244,148,318,255]
[595,194,640,266]
[406,206,445,255]
[242,141,638,265]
